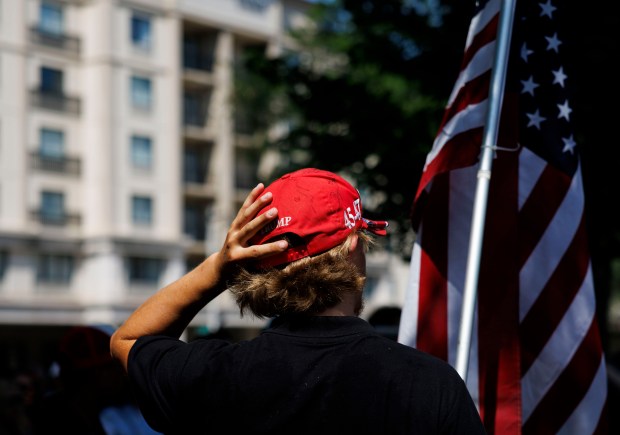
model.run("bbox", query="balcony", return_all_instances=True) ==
[182,29,216,74]
[30,152,81,176]
[184,205,207,241]
[30,89,81,115]
[29,27,81,55]
[183,53,214,74]
[31,209,81,226]
[183,91,211,128]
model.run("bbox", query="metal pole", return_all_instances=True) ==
[455,0,517,380]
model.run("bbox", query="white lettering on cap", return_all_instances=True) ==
[343,199,361,229]
[277,217,292,228]
[258,216,292,236]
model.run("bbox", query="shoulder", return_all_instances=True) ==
[130,335,239,367]
[366,335,456,369]
[360,336,468,390]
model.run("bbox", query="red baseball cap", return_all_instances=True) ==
[249,168,388,268]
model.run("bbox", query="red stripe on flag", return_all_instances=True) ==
[440,70,492,129]
[522,318,604,434]
[517,165,571,268]
[460,13,499,69]
[415,128,483,202]
[416,175,449,360]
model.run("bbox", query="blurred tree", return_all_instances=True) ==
[235,0,474,256]
[235,0,620,354]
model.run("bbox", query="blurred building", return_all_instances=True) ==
[0,0,410,347]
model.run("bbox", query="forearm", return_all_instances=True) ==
[110,253,225,371]
[110,182,287,372]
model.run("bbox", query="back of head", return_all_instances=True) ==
[230,168,387,318]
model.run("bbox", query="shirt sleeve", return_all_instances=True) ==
[440,367,488,435]
[127,335,230,434]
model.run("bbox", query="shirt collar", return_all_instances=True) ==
[264,315,375,338]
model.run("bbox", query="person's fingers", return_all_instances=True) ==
[243,191,273,222]
[241,183,265,209]
[232,184,272,229]
[230,183,263,226]
[239,206,277,243]
[220,182,290,265]
[243,239,288,260]
[222,204,288,262]
[227,239,288,263]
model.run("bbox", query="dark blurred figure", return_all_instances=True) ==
[31,325,159,435]
[368,306,402,341]
[0,369,40,435]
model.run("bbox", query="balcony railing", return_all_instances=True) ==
[183,53,215,73]
[31,209,81,226]
[29,27,81,54]
[30,89,81,115]
[30,152,81,175]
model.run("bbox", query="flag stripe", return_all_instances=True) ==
[517,165,571,268]
[557,357,608,435]
[520,213,589,374]
[521,266,597,419]
[522,317,603,433]
[417,127,483,200]
[416,176,449,360]
[519,160,585,320]
[443,70,492,133]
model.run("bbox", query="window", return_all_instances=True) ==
[182,34,214,71]
[130,76,152,111]
[40,128,64,158]
[183,148,209,183]
[131,13,151,50]
[40,66,63,94]
[183,91,208,126]
[132,195,152,225]
[183,36,201,70]
[41,191,64,223]
[37,254,73,283]
[39,2,63,36]
[128,256,162,284]
[184,203,206,240]
[131,135,152,169]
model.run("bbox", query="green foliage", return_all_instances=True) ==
[234,0,620,352]
[236,0,474,256]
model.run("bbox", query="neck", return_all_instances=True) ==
[317,292,363,317]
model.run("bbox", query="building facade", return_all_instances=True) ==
[0,0,410,343]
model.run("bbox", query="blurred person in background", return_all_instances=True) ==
[32,325,159,435]
[0,368,40,435]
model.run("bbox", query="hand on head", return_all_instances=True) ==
[215,183,288,275]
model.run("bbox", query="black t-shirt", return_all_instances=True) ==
[128,316,486,435]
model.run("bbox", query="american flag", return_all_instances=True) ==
[397,0,608,433]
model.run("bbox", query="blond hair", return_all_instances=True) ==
[229,231,374,318]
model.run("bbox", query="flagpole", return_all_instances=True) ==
[455,0,517,380]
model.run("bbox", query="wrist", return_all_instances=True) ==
[200,253,230,293]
